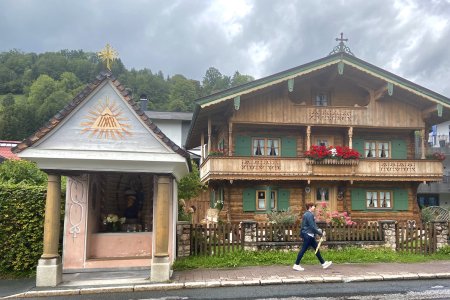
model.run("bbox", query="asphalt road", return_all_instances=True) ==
[14,279,450,300]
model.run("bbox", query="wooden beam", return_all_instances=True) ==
[228,122,233,156]
[422,104,438,118]
[373,85,388,101]
[207,117,211,154]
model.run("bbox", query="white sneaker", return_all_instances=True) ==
[322,261,332,269]
[293,264,304,271]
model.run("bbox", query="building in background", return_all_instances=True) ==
[417,121,450,210]
[0,140,20,163]
[139,97,200,161]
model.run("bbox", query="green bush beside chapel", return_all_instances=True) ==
[0,160,64,277]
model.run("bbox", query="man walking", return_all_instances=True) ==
[293,202,332,271]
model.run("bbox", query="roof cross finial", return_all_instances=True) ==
[98,44,119,71]
[336,32,348,43]
[329,32,354,56]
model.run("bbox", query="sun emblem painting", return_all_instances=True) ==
[80,97,132,139]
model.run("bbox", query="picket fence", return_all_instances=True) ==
[188,221,389,256]
[395,221,437,255]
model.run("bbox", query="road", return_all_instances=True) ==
[16,279,450,300]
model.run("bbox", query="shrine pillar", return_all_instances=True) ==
[151,175,172,282]
[36,173,62,287]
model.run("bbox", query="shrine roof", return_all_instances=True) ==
[12,71,190,166]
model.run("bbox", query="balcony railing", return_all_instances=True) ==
[200,157,443,182]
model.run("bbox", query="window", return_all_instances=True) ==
[315,92,328,106]
[364,141,390,158]
[252,138,280,156]
[313,136,334,147]
[270,191,277,210]
[218,139,225,152]
[366,191,392,209]
[211,187,224,209]
[417,195,439,209]
[256,190,277,210]
[316,187,330,202]
[256,190,266,210]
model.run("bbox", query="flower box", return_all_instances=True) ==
[304,145,360,164]
[306,158,359,165]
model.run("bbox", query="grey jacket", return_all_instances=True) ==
[300,210,322,236]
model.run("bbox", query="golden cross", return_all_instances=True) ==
[98,44,118,71]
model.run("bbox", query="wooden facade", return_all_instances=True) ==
[186,51,450,224]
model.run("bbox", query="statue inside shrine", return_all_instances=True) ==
[123,190,142,231]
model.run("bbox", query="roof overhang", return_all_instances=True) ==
[18,149,189,180]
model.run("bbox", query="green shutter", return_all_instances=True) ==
[210,190,215,208]
[391,139,407,159]
[351,188,366,210]
[235,135,252,156]
[352,138,364,157]
[393,189,408,211]
[281,136,297,157]
[243,188,256,212]
[278,189,290,211]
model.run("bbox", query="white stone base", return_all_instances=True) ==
[36,257,62,287]
[150,256,170,282]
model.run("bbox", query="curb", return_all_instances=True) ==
[4,272,450,299]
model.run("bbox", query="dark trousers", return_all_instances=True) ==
[295,232,325,265]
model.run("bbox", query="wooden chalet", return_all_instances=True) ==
[185,35,450,224]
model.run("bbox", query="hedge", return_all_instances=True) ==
[0,183,64,275]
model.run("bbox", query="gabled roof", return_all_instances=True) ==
[186,52,450,148]
[13,71,191,166]
[196,52,450,108]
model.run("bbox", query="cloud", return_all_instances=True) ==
[0,0,449,96]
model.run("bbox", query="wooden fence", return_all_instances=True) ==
[395,221,436,254]
[190,223,243,256]
[189,221,385,256]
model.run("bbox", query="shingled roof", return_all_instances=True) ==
[13,71,191,168]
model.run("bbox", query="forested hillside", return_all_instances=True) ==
[0,50,253,140]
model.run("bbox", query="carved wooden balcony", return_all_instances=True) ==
[200,157,443,183]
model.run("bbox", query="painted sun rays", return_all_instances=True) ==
[80,96,132,140]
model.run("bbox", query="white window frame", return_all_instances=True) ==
[364,141,390,158]
[252,138,280,157]
[366,190,393,209]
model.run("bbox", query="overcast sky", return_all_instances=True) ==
[1,0,449,96]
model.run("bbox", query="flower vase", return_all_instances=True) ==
[108,222,120,232]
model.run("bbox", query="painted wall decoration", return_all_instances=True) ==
[80,96,132,139]
[36,82,171,153]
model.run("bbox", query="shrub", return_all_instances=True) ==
[315,201,356,225]
[0,183,65,276]
[267,209,297,225]
[0,160,47,185]
[426,152,445,161]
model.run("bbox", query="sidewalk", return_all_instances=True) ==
[2,261,450,299]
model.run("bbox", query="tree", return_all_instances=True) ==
[34,53,68,80]
[1,93,15,107]
[28,74,57,107]
[178,160,204,200]
[167,74,199,112]
[58,72,82,92]
[201,67,231,96]
[231,71,254,87]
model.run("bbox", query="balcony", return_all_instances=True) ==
[199,157,443,182]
